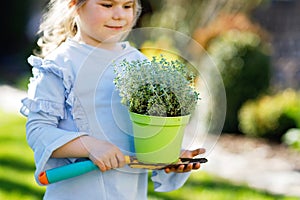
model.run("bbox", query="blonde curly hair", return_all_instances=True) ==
[36,0,142,57]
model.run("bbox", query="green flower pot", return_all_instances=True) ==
[129,112,190,164]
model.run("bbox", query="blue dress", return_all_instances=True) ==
[21,38,190,200]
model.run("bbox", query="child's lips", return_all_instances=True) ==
[105,25,124,30]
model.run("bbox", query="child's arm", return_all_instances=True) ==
[51,135,126,171]
[22,55,125,184]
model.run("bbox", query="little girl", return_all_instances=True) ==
[21,0,205,199]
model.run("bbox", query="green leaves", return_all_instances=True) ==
[114,56,199,117]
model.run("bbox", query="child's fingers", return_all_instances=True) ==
[96,160,107,172]
[90,154,112,171]
[116,154,126,168]
[181,148,206,158]
[165,163,198,173]
[192,148,206,156]
[192,162,201,170]
[96,153,125,170]
[109,156,119,169]
[183,163,193,172]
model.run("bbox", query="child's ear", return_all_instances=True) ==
[69,0,76,8]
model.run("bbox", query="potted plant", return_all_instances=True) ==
[114,55,199,164]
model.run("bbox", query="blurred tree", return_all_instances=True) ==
[192,12,270,49]
[252,0,300,90]
[0,0,39,85]
[139,0,268,35]
[0,0,48,86]
[239,89,300,142]
[192,11,272,133]
[0,1,30,55]
[207,29,271,133]
[139,0,272,133]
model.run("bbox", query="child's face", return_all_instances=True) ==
[75,0,135,46]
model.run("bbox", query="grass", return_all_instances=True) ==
[148,172,298,200]
[0,110,45,200]
[0,110,299,200]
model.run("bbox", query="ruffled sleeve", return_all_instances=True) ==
[20,55,67,119]
[20,55,87,185]
[21,98,66,119]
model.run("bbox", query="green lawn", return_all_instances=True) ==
[0,110,298,200]
[0,111,45,200]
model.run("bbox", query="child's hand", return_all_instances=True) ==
[164,148,206,174]
[80,136,126,172]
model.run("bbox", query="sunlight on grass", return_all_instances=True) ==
[0,110,45,200]
[148,172,299,200]
[0,110,299,200]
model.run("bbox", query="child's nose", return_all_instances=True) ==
[112,6,125,20]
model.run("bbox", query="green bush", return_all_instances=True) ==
[282,128,300,151]
[238,89,300,141]
[208,30,271,133]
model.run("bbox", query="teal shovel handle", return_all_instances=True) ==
[38,160,97,185]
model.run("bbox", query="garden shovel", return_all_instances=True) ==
[38,156,207,185]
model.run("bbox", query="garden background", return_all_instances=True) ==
[1,0,300,199]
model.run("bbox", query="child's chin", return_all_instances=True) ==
[103,38,122,43]
[104,33,128,43]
